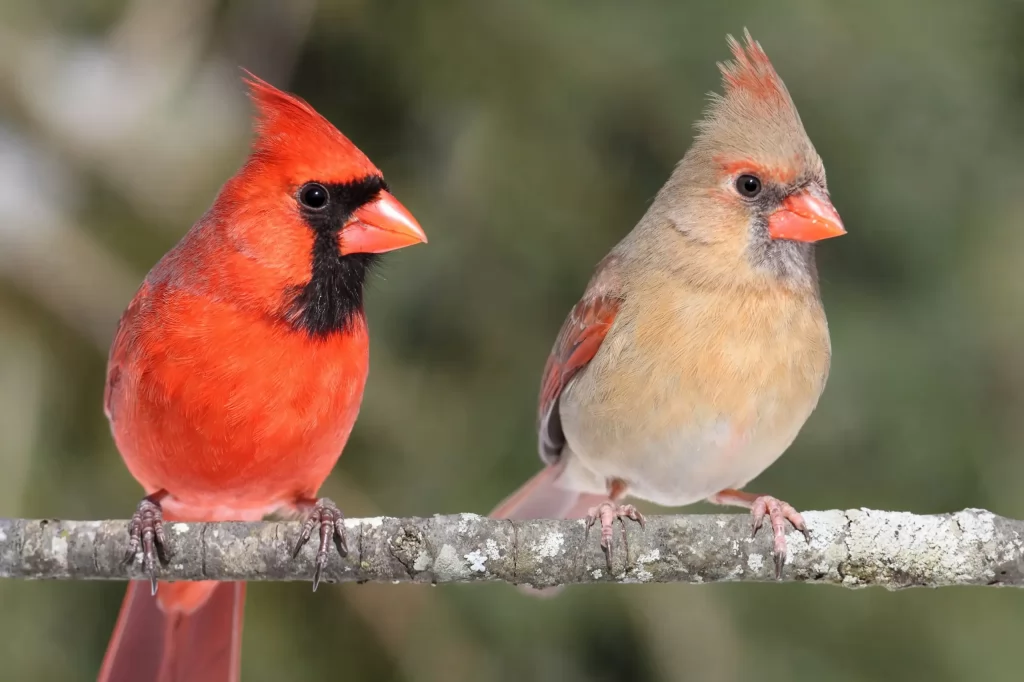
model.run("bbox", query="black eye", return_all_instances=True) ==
[299,183,329,210]
[736,175,762,198]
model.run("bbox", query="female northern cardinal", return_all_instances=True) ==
[98,74,426,682]
[492,31,845,578]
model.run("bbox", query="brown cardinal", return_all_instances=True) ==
[97,75,426,682]
[492,31,844,578]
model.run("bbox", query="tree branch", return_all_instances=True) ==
[1,509,1021,589]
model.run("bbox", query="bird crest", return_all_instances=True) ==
[717,29,790,105]
[240,71,380,184]
[690,30,818,185]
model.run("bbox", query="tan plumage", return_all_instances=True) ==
[493,30,845,576]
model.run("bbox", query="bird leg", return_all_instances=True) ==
[122,490,171,595]
[291,497,348,591]
[584,478,646,571]
[709,488,810,579]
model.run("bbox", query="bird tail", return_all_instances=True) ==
[97,580,245,682]
[491,462,604,521]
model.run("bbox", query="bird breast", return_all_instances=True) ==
[107,287,370,516]
[558,276,830,506]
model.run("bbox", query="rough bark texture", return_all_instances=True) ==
[1,509,1022,588]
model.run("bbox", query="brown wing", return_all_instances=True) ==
[537,255,622,464]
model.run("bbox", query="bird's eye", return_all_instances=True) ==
[735,174,762,198]
[299,183,329,210]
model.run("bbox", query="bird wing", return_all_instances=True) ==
[104,281,151,422]
[537,255,623,464]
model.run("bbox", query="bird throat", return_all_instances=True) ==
[289,249,377,337]
[748,219,818,288]
[288,176,384,337]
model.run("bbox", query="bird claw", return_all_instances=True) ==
[292,497,347,592]
[748,495,809,579]
[122,496,170,595]
[585,502,646,571]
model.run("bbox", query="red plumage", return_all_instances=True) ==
[98,74,426,681]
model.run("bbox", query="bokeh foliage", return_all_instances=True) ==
[2,1,1024,680]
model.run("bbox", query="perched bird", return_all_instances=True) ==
[492,31,844,578]
[98,74,426,682]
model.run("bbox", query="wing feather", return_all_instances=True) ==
[537,256,622,463]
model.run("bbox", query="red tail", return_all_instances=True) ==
[491,463,603,521]
[98,581,246,682]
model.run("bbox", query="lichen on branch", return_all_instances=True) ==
[0,509,1021,588]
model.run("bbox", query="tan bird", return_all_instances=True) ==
[492,30,845,578]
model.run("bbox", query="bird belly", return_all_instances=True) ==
[108,307,369,516]
[564,403,812,507]
[620,417,801,506]
[557,287,829,507]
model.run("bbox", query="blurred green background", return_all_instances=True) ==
[2,0,1024,680]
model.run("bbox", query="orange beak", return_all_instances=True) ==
[340,190,427,255]
[767,187,846,242]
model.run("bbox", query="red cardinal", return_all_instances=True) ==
[492,31,844,578]
[98,74,426,682]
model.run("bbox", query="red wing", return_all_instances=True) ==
[103,282,150,422]
[537,256,622,464]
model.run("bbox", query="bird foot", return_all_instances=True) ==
[292,497,348,591]
[122,495,170,595]
[749,495,810,579]
[585,502,645,570]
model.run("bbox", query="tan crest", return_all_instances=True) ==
[689,30,820,186]
[717,29,790,105]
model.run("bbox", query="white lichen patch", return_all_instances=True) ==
[457,513,480,535]
[412,550,432,572]
[433,544,470,579]
[845,508,998,585]
[999,530,1023,563]
[631,569,653,583]
[536,531,564,559]
[791,510,847,553]
[50,535,68,564]
[172,523,190,533]
[591,569,603,579]
[484,538,501,561]
[954,508,995,543]
[747,553,764,572]
[465,549,488,573]
[0,528,7,542]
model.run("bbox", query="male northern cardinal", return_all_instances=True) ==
[492,31,844,578]
[97,75,426,682]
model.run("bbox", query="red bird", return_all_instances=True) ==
[492,31,844,578]
[98,75,426,682]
